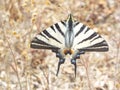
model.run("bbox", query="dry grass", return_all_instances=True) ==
[0,0,120,90]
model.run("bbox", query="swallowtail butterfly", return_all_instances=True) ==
[31,14,109,77]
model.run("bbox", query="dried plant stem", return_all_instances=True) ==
[81,56,92,90]
[85,62,92,90]
[3,30,22,90]
[39,67,49,90]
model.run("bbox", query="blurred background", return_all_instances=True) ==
[0,0,120,90]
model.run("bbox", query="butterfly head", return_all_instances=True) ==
[66,14,74,30]
[67,14,73,21]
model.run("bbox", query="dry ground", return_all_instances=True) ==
[0,0,120,90]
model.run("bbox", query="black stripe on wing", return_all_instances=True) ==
[43,30,62,44]
[78,32,97,44]
[89,40,108,48]
[75,24,86,37]
[50,25,56,32]
[61,21,66,26]
[84,27,90,34]
[79,40,109,52]
[39,33,49,40]
[31,37,59,49]
[80,48,108,52]
[31,44,59,49]
[55,23,65,37]
[90,35,101,42]
[74,22,79,27]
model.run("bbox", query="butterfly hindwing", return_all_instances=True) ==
[73,22,109,52]
[31,21,66,49]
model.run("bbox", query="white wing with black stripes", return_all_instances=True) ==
[31,21,66,49]
[72,22,108,52]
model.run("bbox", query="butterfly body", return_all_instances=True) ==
[31,14,109,77]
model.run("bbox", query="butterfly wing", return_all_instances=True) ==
[72,22,109,52]
[31,21,66,49]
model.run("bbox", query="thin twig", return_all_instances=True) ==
[81,56,92,90]
[85,61,92,90]
[3,30,22,90]
[39,66,49,89]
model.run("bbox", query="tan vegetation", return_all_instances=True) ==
[0,0,120,90]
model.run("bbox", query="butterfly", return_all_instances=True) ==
[31,14,109,77]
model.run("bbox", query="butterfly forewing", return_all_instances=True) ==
[72,22,109,51]
[31,21,67,49]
